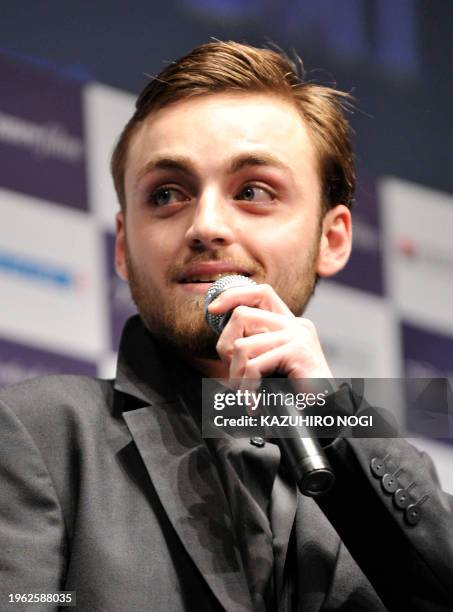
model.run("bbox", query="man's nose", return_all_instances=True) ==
[185,190,235,249]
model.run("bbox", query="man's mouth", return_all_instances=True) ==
[179,272,252,284]
[176,264,253,294]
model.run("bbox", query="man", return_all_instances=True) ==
[1,41,452,611]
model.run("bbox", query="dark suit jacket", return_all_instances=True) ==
[1,316,452,611]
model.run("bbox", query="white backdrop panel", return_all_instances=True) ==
[305,280,401,378]
[84,83,135,229]
[0,188,106,358]
[381,177,453,336]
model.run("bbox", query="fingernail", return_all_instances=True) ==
[209,299,221,311]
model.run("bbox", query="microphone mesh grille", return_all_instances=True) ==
[204,275,256,334]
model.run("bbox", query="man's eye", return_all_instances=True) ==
[149,187,187,207]
[236,185,273,203]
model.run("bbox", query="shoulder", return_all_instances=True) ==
[1,373,113,399]
[0,374,115,434]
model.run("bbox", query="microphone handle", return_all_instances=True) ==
[260,377,335,497]
[204,274,334,496]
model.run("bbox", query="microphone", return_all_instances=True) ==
[205,274,335,497]
[205,274,257,333]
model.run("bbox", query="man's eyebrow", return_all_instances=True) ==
[135,155,196,186]
[135,152,291,187]
[227,153,291,175]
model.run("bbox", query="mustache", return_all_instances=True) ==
[168,251,264,280]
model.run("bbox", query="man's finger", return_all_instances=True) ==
[208,283,293,317]
[228,330,294,379]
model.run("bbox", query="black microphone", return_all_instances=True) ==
[205,274,335,497]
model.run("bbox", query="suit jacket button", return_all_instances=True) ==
[382,469,403,494]
[394,483,416,509]
[250,436,265,448]
[405,505,421,525]
[371,456,388,477]
[405,495,429,526]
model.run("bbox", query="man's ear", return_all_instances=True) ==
[316,204,352,278]
[114,211,128,281]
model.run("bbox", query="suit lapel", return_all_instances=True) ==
[122,400,252,611]
[115,317,253,611]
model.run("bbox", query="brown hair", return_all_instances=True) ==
[111,40,355,213]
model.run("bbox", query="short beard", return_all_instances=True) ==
[126,252,221,359]
[125,236,320,360]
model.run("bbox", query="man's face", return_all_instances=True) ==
[116,93,333,357]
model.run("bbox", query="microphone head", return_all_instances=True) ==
[204,274,256,335]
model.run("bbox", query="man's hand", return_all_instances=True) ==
[207,283,333,381]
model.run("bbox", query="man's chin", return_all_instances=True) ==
[141,314,220,360]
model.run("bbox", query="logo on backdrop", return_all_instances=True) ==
[0,111,83,162]
[0,249,88,293]
[0,55,87,210]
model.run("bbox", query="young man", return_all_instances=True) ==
[1,41,452,611]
